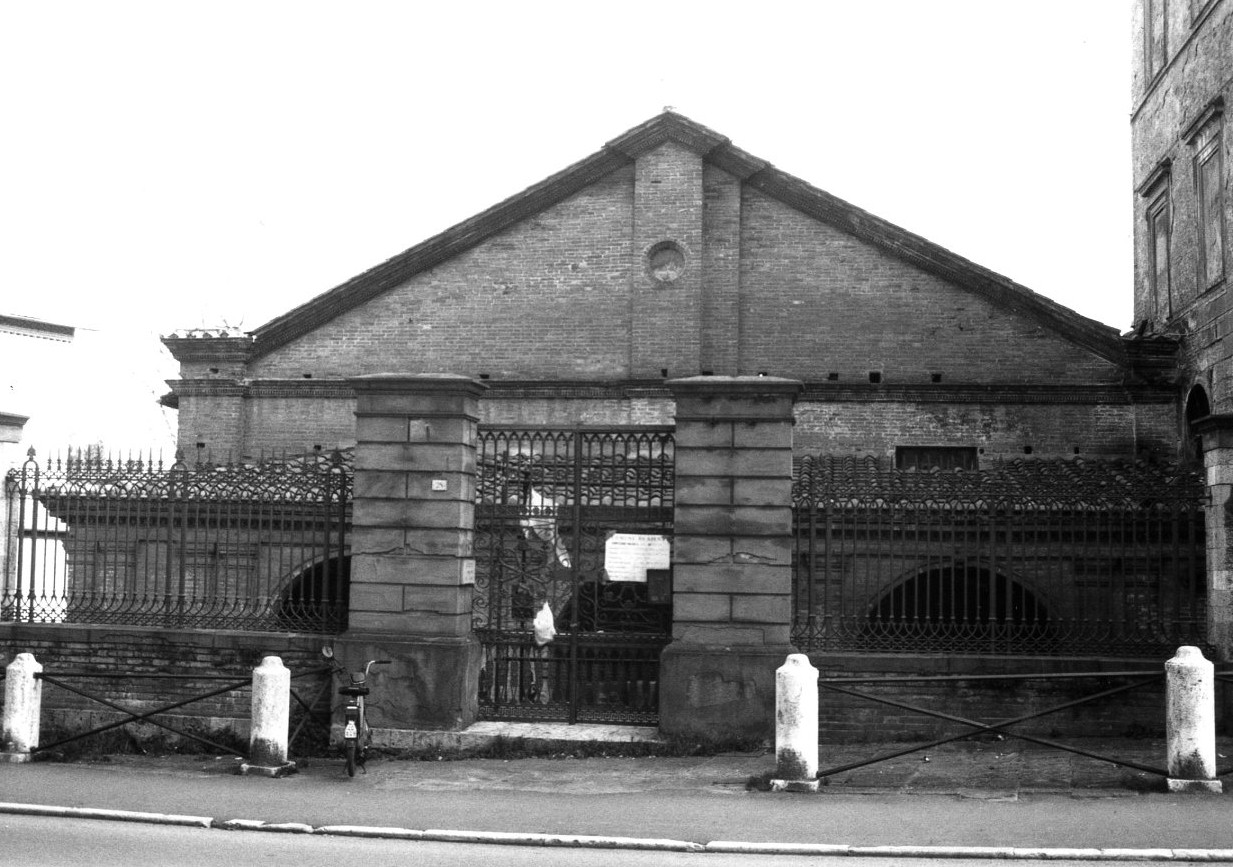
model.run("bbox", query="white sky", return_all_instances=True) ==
[0,1,1133,454]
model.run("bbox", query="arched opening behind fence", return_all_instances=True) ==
[276,554,350,633]
[866,563,1050,651]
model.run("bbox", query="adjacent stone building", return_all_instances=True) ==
[1131,0,1232,650]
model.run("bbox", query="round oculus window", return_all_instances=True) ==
[646,242,686,283]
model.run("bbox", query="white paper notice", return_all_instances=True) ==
[604,533,671,582]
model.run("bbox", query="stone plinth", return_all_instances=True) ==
[1165,646,1222,793]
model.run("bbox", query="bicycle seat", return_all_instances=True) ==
[338,685,371,697]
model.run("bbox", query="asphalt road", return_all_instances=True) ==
[3,754,1233,852]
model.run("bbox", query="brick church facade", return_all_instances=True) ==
[164,112,1178,466]
[147,111,1204,738]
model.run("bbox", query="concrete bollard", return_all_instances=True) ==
[1,653,43,763]
[240,656,296,778]
[770,653,819,793]
[1165,646,1222,793]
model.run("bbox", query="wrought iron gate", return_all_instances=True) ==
[473,427,674,725]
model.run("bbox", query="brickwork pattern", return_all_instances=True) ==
[794,399,1178,461]
[737,188,1124,384]
[249,168,637,382]
[631,142,704,379]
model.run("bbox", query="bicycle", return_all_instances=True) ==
[324,647,391,777]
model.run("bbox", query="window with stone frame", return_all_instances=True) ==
[1195,127,1225,288]
[1147,188,1172,318]
[1145,0,1168,81]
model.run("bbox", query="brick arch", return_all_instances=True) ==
[1186,384,1211,464]
[274,554,350,633]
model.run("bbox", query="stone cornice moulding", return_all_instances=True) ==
[163,377,1174,406]
[166,379,248,398]
[799,383,1176,405]
[162,335,255,364]
[1136,158,1174,196]
[1181,95,1225,144]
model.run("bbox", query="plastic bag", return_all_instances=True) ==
[533,601,556,646]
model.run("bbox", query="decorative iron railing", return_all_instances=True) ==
[473,427,674,725]
[791,456,1208,656]
[3,448,352,633]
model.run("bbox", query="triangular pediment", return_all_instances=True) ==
[243,111,1124,367]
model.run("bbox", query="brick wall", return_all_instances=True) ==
[248,166,639,382]
[175,389,1178,465]
[814,654,1171,742]
[738,189,1123,384]
[794,397,1179,462]
[0,624,329,750]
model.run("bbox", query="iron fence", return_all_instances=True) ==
[3,448,351,632]
[792,456,1208,656]
[473,427,674,724]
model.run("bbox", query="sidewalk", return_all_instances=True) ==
[2,732,1233,859]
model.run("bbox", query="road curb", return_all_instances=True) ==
[5,801,1233,860]
[0,802,212,828]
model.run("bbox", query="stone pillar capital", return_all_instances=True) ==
[666,375,803,399]
[349,373,489,397]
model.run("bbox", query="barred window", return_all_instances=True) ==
[894,446,978,471]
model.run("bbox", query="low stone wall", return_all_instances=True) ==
[812,653,1201,743]
[0,624,330,752]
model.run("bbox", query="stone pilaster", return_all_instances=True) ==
[1196,415,1233,661]
[341,374,485,730]
[659,376,802,739]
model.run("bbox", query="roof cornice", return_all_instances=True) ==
[162,334,255,364]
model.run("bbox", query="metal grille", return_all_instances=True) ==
[473,427,673,724]
[3,448,351,632]
[791,456,1207,656]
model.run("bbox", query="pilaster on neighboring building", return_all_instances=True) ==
[1195,414,1233,660]
[0,414,30,600]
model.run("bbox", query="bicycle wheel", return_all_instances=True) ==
[344,739,357,777]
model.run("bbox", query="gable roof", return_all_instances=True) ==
[246,112,1126,366]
